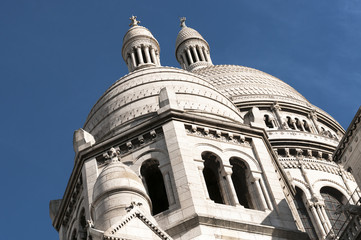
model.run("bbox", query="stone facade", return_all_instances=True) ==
[330,107,361,239]
[50,17,359,240]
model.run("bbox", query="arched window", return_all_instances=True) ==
[303,120,311,132]
[294,187,317,239]
[320,187,347,233]
[230,158,253,209]
[141,159,169,215]
[79,208,87,240]
[264,114,274,128]
[287,116,295,129]
[202,152,224,204]
[295,118,303,131]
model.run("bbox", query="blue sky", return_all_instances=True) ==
[0,1,360,239]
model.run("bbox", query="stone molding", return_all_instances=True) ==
[96,128,163,167]
[63,176,83,226]
[280,157,354,181]
[184,124,250,147]
[165,215,308,239]
[103,202,171,240]
[312,178,349,194]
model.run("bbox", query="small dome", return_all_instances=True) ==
[175,26,207,51]
[123,25,157,46]
[92,160,152,231]
[122,16,161,72]
[175,18,212,71]
[92,161,149,205]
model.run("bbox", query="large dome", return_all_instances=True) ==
[83,66,243,141]
[193,65,310,106]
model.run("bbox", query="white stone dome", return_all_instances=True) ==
[92,161,149,205]
[123,25,156,44]
[121,24,160,65]
[91,160,152,231]
[193,65,310,106]
[83,66,243,141]
[175,26,209,53]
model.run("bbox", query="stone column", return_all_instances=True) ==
[253,177,268,210]
[136,47,144,64]
[320,204,332,231]
[310,204,326,238]
[150,48,157,64]
[163,172,176,205]
[197,46,205,61]
[144,46,151,63]
[191,46,199,62]
[126,56,132,72]
[219,168,232,205]
[186,48,194,64]
[181,52,188,66]
[131,51,137,68]
[195,159,209,200]
[202,48,209,62]
[258,177,273,210]
[316,204,330,233]
[223,166,240,206]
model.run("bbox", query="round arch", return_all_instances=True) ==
[313,179,350,200]
[292,179,312,200]
[223,148,261,172]
[135,149,169,176]
[194,143,223,161]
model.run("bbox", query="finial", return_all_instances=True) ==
[180,17,186,28]
[129,16,140,27]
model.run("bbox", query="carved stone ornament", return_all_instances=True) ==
[103,147,121,162]
[129,15,140,27]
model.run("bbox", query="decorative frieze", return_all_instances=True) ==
[184,124,250,146]
[280,157,355,181]
[63,176,83,226]
[96,128,163,167]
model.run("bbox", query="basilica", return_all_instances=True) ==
[49,17,360,240]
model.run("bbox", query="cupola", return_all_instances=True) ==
[91,148,151,231]
[175,17,213,71]
[122,16,161,72]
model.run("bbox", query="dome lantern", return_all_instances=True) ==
[175,17,213,71]
[122,16,161,72]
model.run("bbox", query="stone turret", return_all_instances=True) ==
[122,16,160,72]
[175,17,212,71]
[91,148,151,231]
